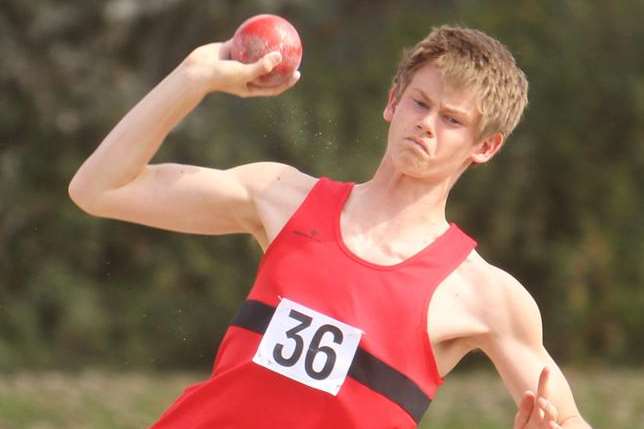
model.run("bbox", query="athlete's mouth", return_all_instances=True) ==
[406,137,429,154]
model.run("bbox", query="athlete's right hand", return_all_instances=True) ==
[181,41,300,97]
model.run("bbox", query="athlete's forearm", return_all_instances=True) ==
[560,415,592,429]
[69,59,210,208]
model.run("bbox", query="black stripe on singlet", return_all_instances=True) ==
[230,299,430,424]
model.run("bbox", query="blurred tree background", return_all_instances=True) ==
[1,0,643,375]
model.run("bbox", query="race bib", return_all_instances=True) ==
[252,298,363,396]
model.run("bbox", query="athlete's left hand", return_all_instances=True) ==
[513,367,562,429]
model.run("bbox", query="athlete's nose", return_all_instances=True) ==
[416,112,436,138]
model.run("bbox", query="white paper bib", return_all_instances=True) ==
[252,298,363,395]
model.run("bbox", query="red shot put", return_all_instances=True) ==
[230,14,303,87]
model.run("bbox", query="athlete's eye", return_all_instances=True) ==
[413,99,429,109]
[444,115,462,126]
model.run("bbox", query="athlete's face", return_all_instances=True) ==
[383,63,503,181]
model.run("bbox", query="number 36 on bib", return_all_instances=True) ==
[252,298,363,395]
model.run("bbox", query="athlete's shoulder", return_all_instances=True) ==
[457,250,541,334]
[231,162,316,193]
[462,251,542,348]
[458,250,521,289]
[235,163,318,248]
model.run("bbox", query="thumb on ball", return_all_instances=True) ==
[249,51,282,79]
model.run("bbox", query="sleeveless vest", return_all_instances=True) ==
[151,177,477,428]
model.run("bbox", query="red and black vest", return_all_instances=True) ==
[151,177,476,428]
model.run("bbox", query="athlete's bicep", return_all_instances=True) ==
[85,162,297,238]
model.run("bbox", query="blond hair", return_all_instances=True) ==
[391,25,529,139]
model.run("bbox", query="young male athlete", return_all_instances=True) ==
[69,25,591,428]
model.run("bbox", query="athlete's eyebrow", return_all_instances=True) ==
[411,88,471,119]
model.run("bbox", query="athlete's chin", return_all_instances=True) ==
[391,156,435,180]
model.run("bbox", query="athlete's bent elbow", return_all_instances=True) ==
[68,178,103,217]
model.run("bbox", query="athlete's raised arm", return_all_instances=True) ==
[68,41,304,244]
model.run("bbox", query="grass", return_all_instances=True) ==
[0,367,641,428]
[423,367,644,428]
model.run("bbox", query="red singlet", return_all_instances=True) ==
[151,177,476,429]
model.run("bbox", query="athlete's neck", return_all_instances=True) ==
[342,162,454,248]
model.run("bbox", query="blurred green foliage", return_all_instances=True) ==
[1,0,643,371]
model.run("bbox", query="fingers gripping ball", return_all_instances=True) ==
[231,14,303,87]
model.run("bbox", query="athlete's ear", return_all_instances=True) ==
[383,87,399,122]
[471,132,504,164]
